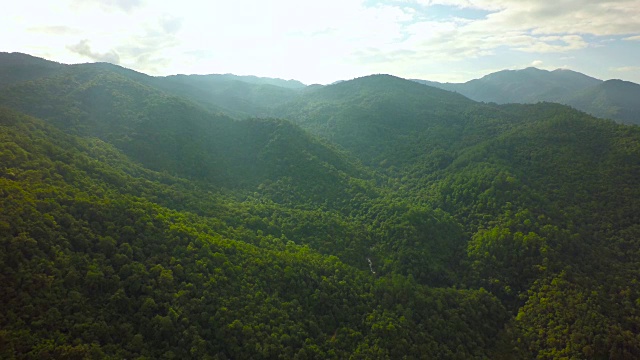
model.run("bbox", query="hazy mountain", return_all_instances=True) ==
[273,74,541,175]
[470,67,599,103]
[414,67,602,103]
[563,79,640,124]
[2,105,503,358]
[0,52,66,88]
[2,54,640,359]
[198,73,307,89]
[0,61,369,207]
[274,74,478,168]
[415,67,640,124]
[156,74,303,118]
[0,52,307,119]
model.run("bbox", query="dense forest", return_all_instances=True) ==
[1,52,640,359]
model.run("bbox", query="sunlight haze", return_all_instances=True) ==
[3,0,640,84]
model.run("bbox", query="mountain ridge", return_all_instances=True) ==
[2,52,640,359]
[3,52,639,124]
[413,67,640,124]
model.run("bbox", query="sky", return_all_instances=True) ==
[3,0,640,84]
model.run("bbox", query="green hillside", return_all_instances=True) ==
[276,77,640,358]
[0,64,367,204]
[0,107,509,359]
[155,74,302,118]
[274,74,483,170]
[2,55,640,359]
[0,52,66,88]
[563,79,640,124]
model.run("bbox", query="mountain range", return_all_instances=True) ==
[413,67,640,124]
[1,52,640,359]
[3,52,638,124]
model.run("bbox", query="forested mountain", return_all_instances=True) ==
[0,62,360,197]
[418,67,601,104]
[272,74,482,169]
[414,67,640,124]
[0,53,66,88]
[1,107,504,359]
[154,74,304,118]
[0,52,306,119]
[2,53,640,359]
[563,79,640,124]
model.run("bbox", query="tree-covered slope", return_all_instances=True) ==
[0,52,308,120]
[415,104,640,358]
[3,54,640,359]
[276,74,640,357]
[563,79,640,125]
[0,64,372,208]
[0,107,509,359]
[0,59,470,286]
[154,74,303,118]
[0,52,66,88]
[274,74,484,170]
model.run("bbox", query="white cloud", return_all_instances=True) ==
[159,15,182,35]
[514,35,588,53]
[531,60,543,67]
[2,0,640,83]
[28,26,78,35]
[67,39,120,64]
[348,0,639,81]
[72,0,144,12]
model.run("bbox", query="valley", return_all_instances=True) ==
[1,52,639,359]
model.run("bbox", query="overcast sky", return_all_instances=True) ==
[3,0,640,84]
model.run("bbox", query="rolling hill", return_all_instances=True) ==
[2,53,640,359]
[273,74,482,169]
[0,52,308,120]
[0,62,364,200]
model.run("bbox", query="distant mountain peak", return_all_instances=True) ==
[0,52,62,65]
[521,66,546,72]
[411,66,638,124]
